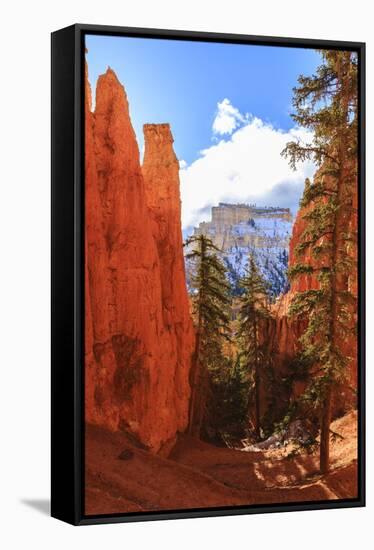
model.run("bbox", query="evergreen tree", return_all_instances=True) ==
[238,256,272,439]
[282,51,358,473]
[184,234,231,437]
[207,353,249,443]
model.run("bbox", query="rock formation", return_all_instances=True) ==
[85,66,194,452]
[193,203,292,250]
[142,124,195,424]
[187,203,292,298]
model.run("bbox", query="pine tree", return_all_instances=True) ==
[207,353,249,443]
[237,256,272,439]
[282,51,358,473]
[184,234,231,437]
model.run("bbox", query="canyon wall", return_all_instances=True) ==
[85,66,194,452]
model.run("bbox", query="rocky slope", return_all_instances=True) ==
[85,65,194,452]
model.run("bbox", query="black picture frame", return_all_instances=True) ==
[51,23,366,526]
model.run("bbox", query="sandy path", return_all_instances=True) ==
[85,411,358,515]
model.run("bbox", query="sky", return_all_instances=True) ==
[85,35,321,233]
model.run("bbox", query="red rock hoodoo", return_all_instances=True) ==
[142,123,195,424]
[85,67,194,452]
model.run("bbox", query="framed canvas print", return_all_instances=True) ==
[51,24,365,525]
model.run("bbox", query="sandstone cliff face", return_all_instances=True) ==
[85,67,194,452]
[142,124,195,418]
[142,124,187,329]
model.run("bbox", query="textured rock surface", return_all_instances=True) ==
[142,124,195,418]
[85,67,194,452]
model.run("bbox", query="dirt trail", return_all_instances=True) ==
[85,411,358,515]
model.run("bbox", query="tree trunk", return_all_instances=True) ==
[320,53,351,473]
[253,315,261,439]
[320,386,332,474]
[254,361,261,439]
[188,330,201,436]
[188,236,206,438]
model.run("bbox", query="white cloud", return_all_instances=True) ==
[180,102,315,231]
[212,98,248,136]
[179,159,187,169]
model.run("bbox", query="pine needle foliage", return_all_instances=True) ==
[207,353,250,443]
[237,256,272,439]
[184,234,232,437]
[282,50,358,473]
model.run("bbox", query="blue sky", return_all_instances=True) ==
[85,35,320,230]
